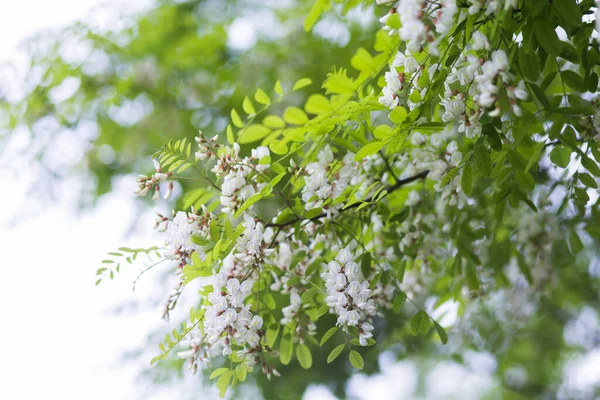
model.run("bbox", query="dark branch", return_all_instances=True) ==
[265,169,430,229]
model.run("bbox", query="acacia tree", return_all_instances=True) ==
[25,0,600,398]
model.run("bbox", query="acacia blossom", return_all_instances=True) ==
[322,247,377,346]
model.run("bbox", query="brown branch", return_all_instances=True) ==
[265,169,430,229]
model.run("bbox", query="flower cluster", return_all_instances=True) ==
[378,0,458,55]
[322,247,376,346]
[301,145,360,213]
[442,40,527,137]
[379,50,438,110]
[134,159,173,200]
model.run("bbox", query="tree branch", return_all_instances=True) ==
[265,170,430,229]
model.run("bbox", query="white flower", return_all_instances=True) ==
[472,31,490,51]
[379,86,399,109]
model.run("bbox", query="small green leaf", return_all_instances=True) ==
[568,230,584,255]
[254,88,271,105]
[392,291,406,313]
[226,125,234,144]
[355,141,384,161]
[210,368,230,380]
[293,78,313,91]
[305,94,332,114]
[433,320,448,344]
[283,107,309,125]
[238,124,272,144]
[231,108,243,128]
[242,96,256,115]
[389,106,408,124]
[327,344,344,363]
[320,327,339,347]
[550,145,571,168]
[275,80,284,95]
[263,115,286,129]
[216,371,234,398]
[349,350,364,369]
[235,364,247,382]
[474,146,492,177]
[280,334,293,365]
[361,252,372,278]
[461,164,473,195]
[296,344,313,369]
[269,139,288,155]
[411,310,432,335]
[579,172,597,188]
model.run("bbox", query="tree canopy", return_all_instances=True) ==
[4,0,600,399]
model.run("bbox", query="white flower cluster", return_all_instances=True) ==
[379,50,439,110]
[378,0,458,55]
[441,36,527,137]
[322,247,376,346]
[161,207,216,262]
[134,159,173,200]
[234,214,274,267]
[301,145,359,213]
[194,131,271,216]
[467,0,519,16]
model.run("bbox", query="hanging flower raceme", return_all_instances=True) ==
[322,247,377,346]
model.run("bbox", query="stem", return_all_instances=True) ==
[265,170,430,228]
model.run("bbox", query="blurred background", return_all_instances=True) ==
[0,1,599,399]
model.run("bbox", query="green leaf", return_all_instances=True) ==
[349,350,364,369]
[293,78,313,91]
[296,344,313,369]
[350,48,375,72]
[242,96,256,115]
[238,124,272,144]
[534,18,561,56]
[226,125,234,144]
[411,310,432,335]
[269,139,288,155]
[373,125,393,140]
[216,371,234,398]
[550,145,571,168]
[320,327,339,347]
[231,108,243,128]
[280,334,293,365]
[275,80,284,96]
[254,88,271,105]
[568,230,584,255]
[355,141,384,161]
[263,115,286,129]
[461,164,473,195]
[433,320,448,344]
[392,291,406,313]
[304,0,330,32]
[210,368,230,380]
[389,106,408,124]
[327,344,344,363]
[361,252,372,278]
[283,107,309,125]
[562,70,585,92]
[234,192,263,218]
[235,363,247,382]
[305,94,332,114]
[474,146,492,177]
[579,172,597,188]
[582,156,600,177]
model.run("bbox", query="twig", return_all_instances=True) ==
[265,170,430,228]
